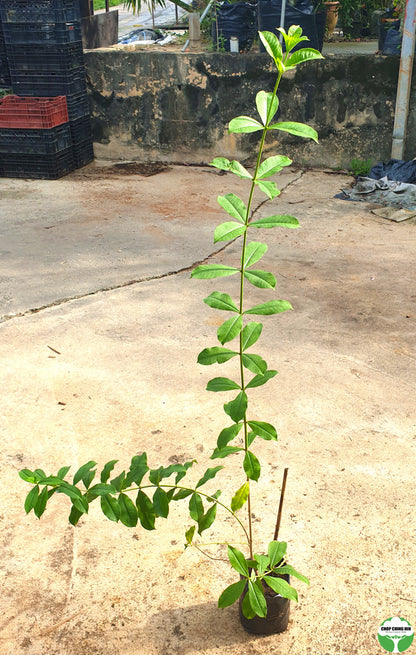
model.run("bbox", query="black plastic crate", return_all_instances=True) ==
[11,66,87,96]
[6,41,84,73]
[70,115,91,144]
[66,90,90,121]
[0,0,81,24]
[72,137,94,168]
[0,122,72,154]
[0,54,11,87]
[2,21,82,45]
[0,147,75,178]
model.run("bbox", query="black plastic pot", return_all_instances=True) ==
[238,572,290,635]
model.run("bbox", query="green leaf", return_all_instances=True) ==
[117,493,138,527]
[230,160,253,180]
[256,90,279,126]
[246,369,278,389]
[189,492,204,522]
[175,460,195,484]
[57,466,71,480]
[153,487,170,518]
[257,155,292,180]
[217,315,243,345]
[210,156,231,172]
[228,115,263,134]
[248,420,278,441]
[269,121,318,143]
[197,347,238,366]
[268,540,288,567]
[136,490,156,530]
[244,451,261,482]
[149,466,164,485]
[241,590,256,619]
[277,26,309,54]
[191,264,239,280]
[227,545,249,576]
[241,322,263,351]
[254,553,270,573]
[224,391,248,423]
[218,580,247,608]
[250,214,299,229]
[203,291,238,312]
[125,453,149,486]
[69,505,83,526]
[217,423,243,449]
[259,30,283,65]
[273,564,310,585]
[198,502,217,534]
[110,471,126,492]
[196,465,224,488]
[38,476,65,486]
[248,579,267,617]
[172,488,193,500]
[285,48,324,69]
[73,461,97,488]
[241,353,267,376]
[211,446,242,459]
[185,525,195,545]
[24,485,39,514]
[245,300,293,315]
[214,221,246,243]
[86,483,116,501]
[231,481,250,512]
[244,269,276,289]
[33,469,47,480]
[100,494,120,522]
[57,483,89,514]
[256,180,280,200]
[100,459,118,483]
[19,469,39,484]
[264,575,298,601]
[34,487,49,518]
[243,242,267,268]
[207,377,240,392]
[217,193,247,224]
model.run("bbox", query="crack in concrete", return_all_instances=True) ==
[0,171,305,325]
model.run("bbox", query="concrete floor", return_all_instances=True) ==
[0,164,415,655]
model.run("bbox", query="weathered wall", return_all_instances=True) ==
[84,50,409,168]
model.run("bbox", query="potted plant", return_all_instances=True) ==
[19,26,322,634]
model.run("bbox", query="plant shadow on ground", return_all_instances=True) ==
[144,601,277,652]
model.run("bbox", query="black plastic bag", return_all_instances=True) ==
[382,26,402,55]
[258,0,322,52]
[212,2,257,52]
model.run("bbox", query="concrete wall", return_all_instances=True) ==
[84,50,411,168]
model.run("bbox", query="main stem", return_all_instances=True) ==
[240,67,283,561]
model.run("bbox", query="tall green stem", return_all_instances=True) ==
[239,67,284,560]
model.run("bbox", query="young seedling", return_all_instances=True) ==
[19,26,323,623]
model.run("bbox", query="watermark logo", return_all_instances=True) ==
[378,617,414,653]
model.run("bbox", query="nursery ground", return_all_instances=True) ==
[0,164,415,655]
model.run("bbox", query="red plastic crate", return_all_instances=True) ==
[0,94,68,128]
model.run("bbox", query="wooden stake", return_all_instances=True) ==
[273,468,288,541]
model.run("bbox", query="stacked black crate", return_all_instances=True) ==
[0,14,11,88]
[0,94,75,179]
[0,0,93,169]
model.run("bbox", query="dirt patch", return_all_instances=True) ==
[71,162,171,179]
